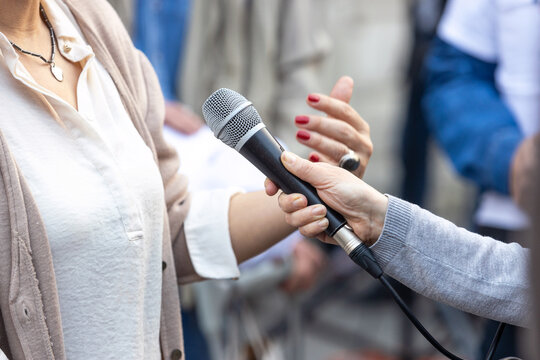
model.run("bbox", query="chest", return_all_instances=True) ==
[17,51,81,110]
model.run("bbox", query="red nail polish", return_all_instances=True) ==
[309,154,320,162]
[296,130,310,140]
[307,94,320,103]
[295,115,309,125]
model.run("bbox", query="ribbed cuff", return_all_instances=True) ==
[370,195,413,269]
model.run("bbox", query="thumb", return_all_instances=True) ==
[281,151,324,187]
[329,76,354,103]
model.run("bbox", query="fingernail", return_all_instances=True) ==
[282,151,296,165]
[295,115,309,125]
[296,130,310,140]
[309,154,319,162]
[293,196,304,207]
[318,218,329,228]
[308,94,320,103]
[312,206,325,216]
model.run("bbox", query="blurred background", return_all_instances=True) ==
[106,0,536,359]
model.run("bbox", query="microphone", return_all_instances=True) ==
[202,88,382,278]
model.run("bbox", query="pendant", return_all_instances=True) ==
[50,63,64,82]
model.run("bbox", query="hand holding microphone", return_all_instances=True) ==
[264,151,388,247]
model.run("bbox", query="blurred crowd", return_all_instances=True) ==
[107,1,538,359]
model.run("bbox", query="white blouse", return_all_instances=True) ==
[0,0,239,358]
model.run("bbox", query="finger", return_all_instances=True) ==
[296,129,350,162]
[284,204,327,228]
[298,218,329,238]
[329,76,354,103]
[308,151,335,166]
[280,151,331,187]
[295,115,370,152]
[278,192,308,213]
[306,94,368,132]
[317,233,338,246]
[264,178,280,196]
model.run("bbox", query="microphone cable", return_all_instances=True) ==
[484,322,507,360]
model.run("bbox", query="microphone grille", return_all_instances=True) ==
[202,88,263,149]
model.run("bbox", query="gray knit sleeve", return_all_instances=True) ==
[370,195,531,327]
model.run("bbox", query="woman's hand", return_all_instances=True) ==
[264,152,388,246]
[295,76,373,178]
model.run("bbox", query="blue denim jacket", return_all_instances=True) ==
[422,37,524,194]
[132,0,191,101]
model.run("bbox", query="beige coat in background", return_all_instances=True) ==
[180,0,330,152]
[107,0,134,32]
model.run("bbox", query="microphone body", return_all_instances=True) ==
[238,127,346,236]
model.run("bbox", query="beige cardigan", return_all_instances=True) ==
[0,1,198,359]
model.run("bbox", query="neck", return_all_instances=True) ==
[0,0,43,40]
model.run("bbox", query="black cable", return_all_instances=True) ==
[379,275,464,360]
[484,322,506,360]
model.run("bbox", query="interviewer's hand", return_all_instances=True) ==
[295,76,372,178]
[264,152,388,246]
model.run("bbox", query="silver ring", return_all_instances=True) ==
[338,149,360,171]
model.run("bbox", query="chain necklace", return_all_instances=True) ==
[9,4,63,82]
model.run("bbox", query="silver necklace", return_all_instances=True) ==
[9,4,63,82]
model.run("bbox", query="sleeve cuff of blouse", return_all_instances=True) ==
[370,195,413,270]
[183,188,244,279]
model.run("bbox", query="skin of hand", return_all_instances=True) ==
[280,239,327,293]
[511,134,540,210]
[165,100,204,134]
[294,76,373,179]
[264,151,388,246]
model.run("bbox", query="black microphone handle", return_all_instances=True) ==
[238,127,347,237]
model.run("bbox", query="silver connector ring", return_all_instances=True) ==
[338,149,360,172]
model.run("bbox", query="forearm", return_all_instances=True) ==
[372,196,531,327]
[229,191,295,263]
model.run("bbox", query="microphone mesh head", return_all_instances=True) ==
[202,88,263,148]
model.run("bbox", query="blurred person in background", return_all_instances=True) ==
[422,0,539,358]
[178,0,330,153]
